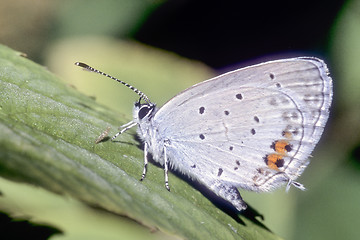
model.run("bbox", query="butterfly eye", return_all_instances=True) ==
[138,105,152,120]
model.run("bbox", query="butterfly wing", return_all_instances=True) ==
[152,57,332,194]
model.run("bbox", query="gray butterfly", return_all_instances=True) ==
[76,57,332,211]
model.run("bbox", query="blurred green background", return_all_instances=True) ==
[0,0,359,239]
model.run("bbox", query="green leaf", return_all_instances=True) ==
[0,44,280,240]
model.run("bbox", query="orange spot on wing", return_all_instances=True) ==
[264,139,292,170]
[272,140,292,154]
[264,154,285,170]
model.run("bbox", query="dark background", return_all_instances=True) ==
[135,0,344,69]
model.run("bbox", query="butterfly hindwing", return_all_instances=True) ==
[152,58,332,193]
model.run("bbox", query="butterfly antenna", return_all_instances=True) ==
[75,62,151,104]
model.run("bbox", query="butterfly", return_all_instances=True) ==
[76,57,332,211]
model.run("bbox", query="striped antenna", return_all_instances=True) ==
[75,62,151,104]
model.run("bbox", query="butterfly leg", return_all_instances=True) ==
[140,141,171,192]
[163,142,170,191]
[111,121,137,140]
[140,142,149,182]
[210,181,247,211]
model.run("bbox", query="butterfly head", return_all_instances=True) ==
[133,99,156,124]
